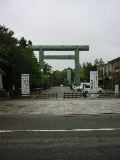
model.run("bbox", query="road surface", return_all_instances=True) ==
[0,114,120,160]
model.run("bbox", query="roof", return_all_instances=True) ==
[108,57,120,63]
[98,56,120,70]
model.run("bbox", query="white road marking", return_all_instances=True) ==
[0,128,120,133]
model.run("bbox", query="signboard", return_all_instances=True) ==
[90,71,98,92]
[115,85,119,94]
[21,74,30,95]
[67,70,71,85]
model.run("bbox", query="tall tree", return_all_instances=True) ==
[94,58,104,68]
[80,62,97,82]
[0,25,48,93]
[51,67,74,86]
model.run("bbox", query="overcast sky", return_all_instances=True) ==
[0,0,120,70]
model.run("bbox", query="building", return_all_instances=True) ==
[98,57,120,90]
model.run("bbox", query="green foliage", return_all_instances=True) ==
[80,62,97,82]
[52,70,63,86]
[0,25,17,46]
[43,62,52,89]
[0,25,50,92]
[18,37,32,48]
[94,58,104,68]
[51,67,74,86]
[0,25,106,91]
[80,59,105,82]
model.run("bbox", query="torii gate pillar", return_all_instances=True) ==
[75,49,80,86]
[39,49,44,86]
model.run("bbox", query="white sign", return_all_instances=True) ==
[67,70,71,85]
[90,71,98,92]
[21,74,30,95]
[115,85,119,94]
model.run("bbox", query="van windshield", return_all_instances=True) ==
[85,85,90,88]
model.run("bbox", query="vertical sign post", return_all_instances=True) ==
[90,71,98,92]
[115,85,119,94]
[21,74,30,96]
[67,70,71,85]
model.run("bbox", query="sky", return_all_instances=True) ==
[0,0,120,70]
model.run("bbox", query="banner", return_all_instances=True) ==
[67,70,71,85]
[90,71,98,92]
[21,74,30,95]
[115,85,119,94]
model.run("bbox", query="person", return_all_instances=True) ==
[83,90,87,98]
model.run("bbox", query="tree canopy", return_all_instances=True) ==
[80,58,104,82]
[0,25,52,94]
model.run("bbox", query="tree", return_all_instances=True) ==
[0,25,17,46]
[52,70,63,86]
[18,37,27,48]
[43,62,52,89]
[81,62,97,82]
[80,58,104,83]
[94,58,104,68]
[18,37,32,48]
[51,67,74,86]
[0,25,48,94]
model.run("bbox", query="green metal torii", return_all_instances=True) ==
[32,45,89,86]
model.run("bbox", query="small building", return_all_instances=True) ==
[98,57,120,90]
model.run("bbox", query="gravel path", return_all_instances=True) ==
[0,99,120,115]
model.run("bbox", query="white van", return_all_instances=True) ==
[73,82,103,93]
[72,83,89,92]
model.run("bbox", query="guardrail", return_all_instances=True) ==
[36,92,58,99]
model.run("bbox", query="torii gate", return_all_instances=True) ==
[32,45,89,86]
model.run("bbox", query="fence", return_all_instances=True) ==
[64,92,120,99]
[97,92,120,98]
[64,92,83,98]
[0,90,8,98]
[35,92,58,99]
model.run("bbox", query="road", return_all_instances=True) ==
[0,114,120,160]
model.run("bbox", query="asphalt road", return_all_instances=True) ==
[0,114,120,160]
